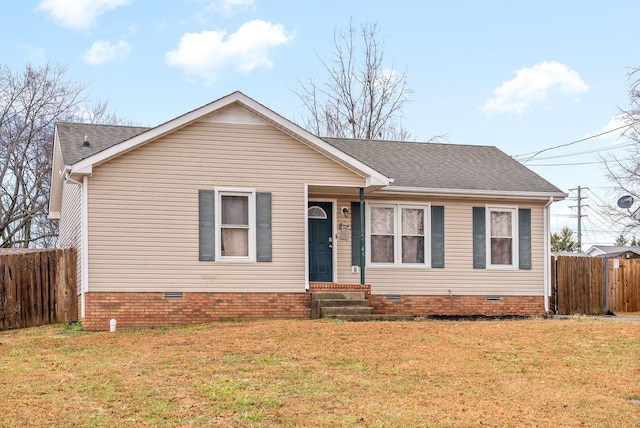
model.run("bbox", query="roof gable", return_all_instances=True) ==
[59,91,388,186]
[586,245,640,257]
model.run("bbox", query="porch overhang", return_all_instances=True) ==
[376,186,567,202]
[307,183,387,196]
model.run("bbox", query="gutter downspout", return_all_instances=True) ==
[543,196,553,314]
[63,168,88,318]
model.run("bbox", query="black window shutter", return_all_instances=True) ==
[351,202,361,266]
[518,208,532,269]
[256,192,272,262]
[472,207,486,269]
[199,190,215,261]
[431,206,445,268]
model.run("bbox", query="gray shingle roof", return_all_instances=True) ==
[57,122,150,165]
[323,138,564,194]
[589,245,640,254]
[56,121,563,195]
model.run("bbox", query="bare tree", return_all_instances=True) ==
[0,63,123,248]
[603,66,640,234]
[295,20,414,141]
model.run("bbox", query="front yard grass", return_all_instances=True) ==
[1,317,639,427]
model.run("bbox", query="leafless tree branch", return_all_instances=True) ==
[294,19,422,141]
[0,63,125,248]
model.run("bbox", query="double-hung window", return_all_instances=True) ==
[486,206,518,269]
[199,188,272,263]
[217,189,256,262]
[367,203,429,267]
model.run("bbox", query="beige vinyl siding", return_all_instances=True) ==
[335,197,547,296]
[59,181,82,293]
[334,197,363,282]
[86,111,366,293]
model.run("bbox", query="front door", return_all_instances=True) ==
[308,202,333,282]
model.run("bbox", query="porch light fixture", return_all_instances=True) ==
[342,206,350,217]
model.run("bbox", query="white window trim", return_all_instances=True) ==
[215,187,256,263]
[366,202,431,268]
[485,205,519,270]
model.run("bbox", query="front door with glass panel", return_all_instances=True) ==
[308,202,333,282]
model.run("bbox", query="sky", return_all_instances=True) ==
[3,0,640,249]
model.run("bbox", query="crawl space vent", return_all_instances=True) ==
[165,292,183,300]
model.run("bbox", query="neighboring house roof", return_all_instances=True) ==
[585,245,640,258]
[324,138,565,197]
[551,252,588,257]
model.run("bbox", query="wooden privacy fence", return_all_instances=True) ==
[552,255,640,315]
[609,258,640,313]
[0,248,77,330]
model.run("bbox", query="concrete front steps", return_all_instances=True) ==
[311,291,415,321]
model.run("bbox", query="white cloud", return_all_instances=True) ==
[83,40,131,65]
[21,44,47,64]
[37,0,131,31]
[203,0,255,17]
[587,114,630,142]
[482,61,589,117]
[166,20,294,86]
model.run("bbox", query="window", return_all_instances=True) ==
[486,207,517,268]
[200,188,275,263]
[472,205,528,270]
[489,209,515,266]
[402,208,425,264]
[215,190,255,261]
[308,206,328,219]
[367,204,429,267]
[220,194,251,258]
[370,206,395,263]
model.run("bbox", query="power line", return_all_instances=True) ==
[584,188,611,208]
[514,123,633,163]
[522,140,636,162]
[528,161,602,167]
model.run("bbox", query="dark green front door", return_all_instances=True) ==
[308,202,333,282]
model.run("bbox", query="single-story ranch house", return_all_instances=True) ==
[49,91,566,330]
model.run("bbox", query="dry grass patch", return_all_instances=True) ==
[1,318,639,427]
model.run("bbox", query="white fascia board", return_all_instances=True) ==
[48,211,60,220]
[379,186,568,201]
[366,176,389,187]
[48,130,63,215]
[69,91,390,188]
[73,164,93,175]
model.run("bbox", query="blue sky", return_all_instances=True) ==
[3,0,640,248]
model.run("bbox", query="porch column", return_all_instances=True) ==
[359,187,365,285]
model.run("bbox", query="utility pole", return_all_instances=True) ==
[569,186,588,251]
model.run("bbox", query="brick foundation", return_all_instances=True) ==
[309,283,372,300]
[81,292,311,331]
[79,289,545,331]
[371,295,545,317]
